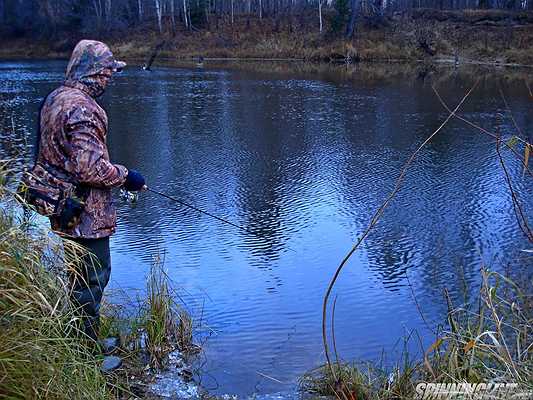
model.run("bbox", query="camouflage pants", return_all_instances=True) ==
[68,237,111,341]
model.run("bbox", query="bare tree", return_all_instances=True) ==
[183,0,188,28]
[346,0,360,38]
[37,0,61,33]
[318,0,323,32]
[105,0,111,21]
[92,0,104,28]
[170,0,176,32]
[155,0,163,32]
[137,0,143,20]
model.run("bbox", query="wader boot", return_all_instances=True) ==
[69,237,123,372]
[69,237,111,341]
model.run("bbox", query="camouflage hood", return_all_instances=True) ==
[64,40,126,98]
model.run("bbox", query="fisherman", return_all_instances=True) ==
[22,40,145,361]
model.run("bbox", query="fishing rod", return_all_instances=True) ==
[146,187,252,233]
[145,187,294,251]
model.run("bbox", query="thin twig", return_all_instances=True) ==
[321,81,480,381]
[332,295,340,368]
[495,136,533,243]
[405,271,436,335]
[499,86,525,140]
[255,371,285,384]
[432,87,533,180]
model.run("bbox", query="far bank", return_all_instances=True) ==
[1,9,533,67]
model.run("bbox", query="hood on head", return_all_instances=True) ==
[64,40,126,97]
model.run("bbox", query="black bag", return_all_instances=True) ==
[18,163,87,230]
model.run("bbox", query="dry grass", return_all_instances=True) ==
[0,160,197,398]
[301,270,532,400]
[0,161,111,399]
[99,258,197,367]
[144,257,196,368]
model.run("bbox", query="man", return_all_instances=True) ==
[26,40,145,344]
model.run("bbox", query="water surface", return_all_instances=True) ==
[1,60,532,397]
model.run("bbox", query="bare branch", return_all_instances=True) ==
[321,81,480,381]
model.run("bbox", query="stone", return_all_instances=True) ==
[101,355,122,373]
[99,336,120,355]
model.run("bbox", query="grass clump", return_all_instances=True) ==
[145,257,196,369]
[300,269,532,400]
[99,256,197,368]
[0,162,198,399]
[301,362,376,399]
[0,169,110,399]
[95,261,199,398]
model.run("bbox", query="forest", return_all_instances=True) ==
[2,0,533,40]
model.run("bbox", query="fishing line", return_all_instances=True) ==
[146,187,295,252]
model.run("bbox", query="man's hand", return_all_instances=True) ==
[124,169,146,192]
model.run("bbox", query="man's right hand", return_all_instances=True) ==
[124,169,146,192]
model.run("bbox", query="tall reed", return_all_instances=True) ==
[145,257,195,369]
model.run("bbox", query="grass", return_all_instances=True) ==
[300,269,532,399]
[0,161,198,399]
[99,256,198,367]
[0,162,110,399]
[145,256,196,368]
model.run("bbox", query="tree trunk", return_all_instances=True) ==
[346,0,359,38]
[39,0,58,35]
[92,0,103,29]
[318,0,322,32]
[105,0,111,22]
[171,0,176,34]
[288,0,293,33]
[137,0,143,20]
[183,0,189,28]
[155,0,162,33]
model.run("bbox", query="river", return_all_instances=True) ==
[1,60,532,397]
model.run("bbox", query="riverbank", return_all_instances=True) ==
[0,164,200,399]
[1,9,533,66]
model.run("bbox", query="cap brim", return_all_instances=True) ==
[111,60,127,72]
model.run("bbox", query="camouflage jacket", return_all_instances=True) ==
[34,40,128,238]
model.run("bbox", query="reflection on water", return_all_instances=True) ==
[1,60,532,396]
